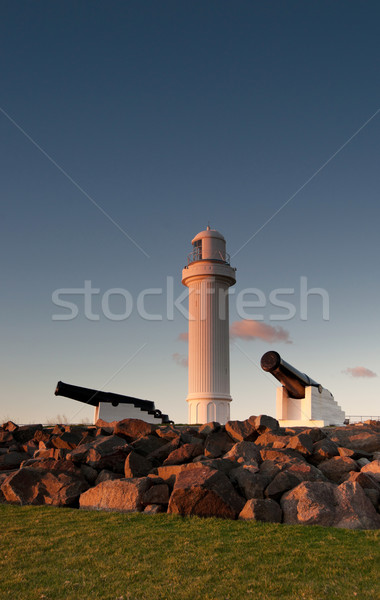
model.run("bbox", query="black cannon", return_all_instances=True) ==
[260,351,322,399]
[54,381,171,424]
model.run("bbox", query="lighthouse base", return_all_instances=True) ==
[186,394,232,425]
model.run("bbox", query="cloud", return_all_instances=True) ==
[230,320,292,344]
[172,353,188,368]
[343,366,377,378]
[178,332,188,342]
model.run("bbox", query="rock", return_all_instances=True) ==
[1,466,89,506]
[74,435,130,472]
[299,428,326,443]
[22,440,39,456]
[281,480,380,529]
[251,415,279,434]
[130,435,167,457]
[95,419,118,430]
[33,448,67,460]
[281,481,337,527]
[309,438,340,464]
[265,461,326,501]
[168,465,244,519]
[327,427,380,454]
[141,483,170,505]
[13,425,43,444]
[114,419,157,442]
[254,432,290,448]
[345,470,380,492]
[204,430,234,458]
[223,441,261,465]
[229,466,266,500]
[51,431,83,450]
[318,457,359,483]
[338,447,356,458]
[2,421,18,432]
[144,504,165,514]
[0,431,15,447]
[198,422,221,435]
[154,425,181,441]
[364,488,380,508]
[94,470,124,485]
[157,463,204,485]
[147,436,181,464]
[286,433,314,457]
[124,452,153,478]
[361,459,380,482]
[265,471,302,501]
[225,420,257,442]
[0,451,28,471]
[194,457,239,475]
[163,443,203,466]
[357,458,371,468]
[260,448,305,463]
[80,464,99,484]
[239,498,282,523]
[79,478,151,512]
[334,481,380,529]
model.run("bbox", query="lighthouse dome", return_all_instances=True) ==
[189,226,229,264]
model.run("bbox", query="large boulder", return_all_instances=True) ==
[114,419,157,442]
[334,481,380,529]
[124,451,153,478]
[0,451,28,471]
[309,438,340,465]
[50,431,83,450]
[204,430,234,458]
[318,456,359,483]
[251,415,279,434]
[360,459,380,483]
[168,465,245,519]
[286,433,314,457]
[141,483,170,505]
[225,420,257,443]
[79,477,151,512]
[281,480,380,529]
[163,443,203,466]
[1,466,89,506]
[130,435,167,457]
[223,441,261,465]
[281,481,338,527]
[229,466,266,500]
[239,498,282,523]
[326,427,380,454]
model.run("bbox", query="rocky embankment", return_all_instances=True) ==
[1,416,380,529]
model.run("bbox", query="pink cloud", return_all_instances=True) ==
[343,366,377,378]
[230,320,292,344]
[178,332,188,342]
[172,353,188,368]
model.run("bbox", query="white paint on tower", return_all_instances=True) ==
[182,227,236,425]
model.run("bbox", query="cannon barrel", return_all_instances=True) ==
[260,351,321,399]
[55,381,157,413]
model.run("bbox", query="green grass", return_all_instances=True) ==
[0,505,379,600]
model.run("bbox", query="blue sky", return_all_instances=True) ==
[1,1,379,424]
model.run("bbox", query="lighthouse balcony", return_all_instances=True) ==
[187,249,231,265]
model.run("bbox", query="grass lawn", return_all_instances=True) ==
[0,504,379,600]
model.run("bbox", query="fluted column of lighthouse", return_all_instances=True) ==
[182,228,236,425]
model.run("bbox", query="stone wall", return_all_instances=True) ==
[1,416,380,529]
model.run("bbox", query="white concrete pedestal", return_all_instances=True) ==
[276,385,345,427]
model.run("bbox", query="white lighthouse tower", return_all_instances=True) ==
[182,227,236,425]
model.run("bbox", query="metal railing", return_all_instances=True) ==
[187,249,230,265]
[345,415,380,423]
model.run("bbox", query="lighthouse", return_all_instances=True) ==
[182,227,236,425]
